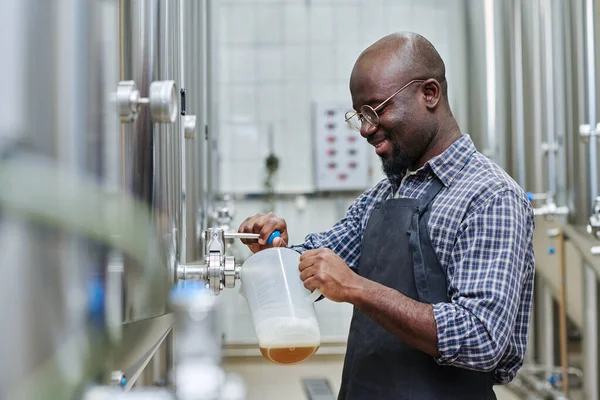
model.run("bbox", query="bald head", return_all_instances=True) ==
[348,32,462,179]
[350,32,448,102]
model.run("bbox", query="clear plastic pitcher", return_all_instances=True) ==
[240,247,321,365]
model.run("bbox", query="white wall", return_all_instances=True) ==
[217,0,469,196]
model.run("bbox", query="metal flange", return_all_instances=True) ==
[224,256,236,289]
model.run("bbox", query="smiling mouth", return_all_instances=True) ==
[369,136,388,148]
[374,140,386,149]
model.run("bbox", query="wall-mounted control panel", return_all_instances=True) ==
[313,102,370,191]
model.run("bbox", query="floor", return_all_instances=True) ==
[222,353,525,400]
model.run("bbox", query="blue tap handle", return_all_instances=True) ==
[267,230,281,245]
[526,192,534,201]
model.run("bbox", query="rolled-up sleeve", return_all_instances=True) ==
[433,190,534,376]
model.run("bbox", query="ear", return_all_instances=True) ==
[422,79,441,109]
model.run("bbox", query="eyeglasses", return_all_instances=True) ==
[344,79,425,132]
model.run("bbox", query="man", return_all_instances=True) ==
[238,32,534,399]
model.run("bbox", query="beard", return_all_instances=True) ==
[380,139,413,181]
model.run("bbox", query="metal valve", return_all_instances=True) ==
[116,80,178,123]
[176,228,281,295]
[527,192,569,220]
[176,228,242,295]
[579,123,600,143]
[587,197,600,239]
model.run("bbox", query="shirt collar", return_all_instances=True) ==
[387,134,476,191]
[426,134,476,187]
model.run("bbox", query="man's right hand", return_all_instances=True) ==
[238,212,289,253]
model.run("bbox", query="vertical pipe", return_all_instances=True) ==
[0,1,24,143]
[206,0,218,212]
[583,0,599,397]
[542,283,555,368]
[122,0,156,206]
[512,0,527,189]
[179,0,187,264]
[586,0,598,205]
[483,0,497,161]
[551,0,568,207]
[557,229,569,394]
[530,0,545,194]
[101,0,123,342]
[541,0,557,196]
[584,266,599,400]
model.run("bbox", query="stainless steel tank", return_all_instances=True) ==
[464,1,600,398]
[0,0,170,398]
[0,0,216,396]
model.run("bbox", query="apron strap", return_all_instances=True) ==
[410,176,445,304]
[417,177,444,213]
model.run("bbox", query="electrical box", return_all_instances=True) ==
[313,102,370,191]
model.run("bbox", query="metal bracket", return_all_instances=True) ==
[541,141,559,154]
[183,115,197,139]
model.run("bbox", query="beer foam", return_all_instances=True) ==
[254,316,320,348]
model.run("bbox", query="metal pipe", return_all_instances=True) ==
[518,371,569,400]
[556,228,569,394]
[177,263,208,281]
[585,0,598,205]
[483,0,497,161]
[179,0,187,264]
[206,0,218,209]
[542,283,555,368]
[530,0,545,194]
[507,376,545,400]
[551,0,568,208]
[562,0,580,221]
[512,0,527,189]
[583,0,599,397]
[521,364,584,379]
[584,265,599,400]
[541,0,557,197]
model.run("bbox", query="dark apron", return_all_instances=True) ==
[338,178,496,400]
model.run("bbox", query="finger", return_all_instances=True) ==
[237,217,251,244]
[272,237,287,247]
[299,249,318,261]
[299,248,323,263]
[298,256,316,272]
[239,214,262,233]
[258,216,287,245]
[238,214,263,244]
[300,266,317,282]
[303,276,320,292]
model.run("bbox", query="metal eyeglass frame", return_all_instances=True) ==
[344,79,425,131]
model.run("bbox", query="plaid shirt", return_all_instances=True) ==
[292,134,535,384]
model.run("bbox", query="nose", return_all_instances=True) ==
[359,121,377,139]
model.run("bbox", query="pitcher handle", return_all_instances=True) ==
[306,289,322,302]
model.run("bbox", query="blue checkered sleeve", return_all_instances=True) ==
[290,183,388,269]
[432,190,535,381]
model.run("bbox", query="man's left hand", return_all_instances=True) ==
[299,248,362,303]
